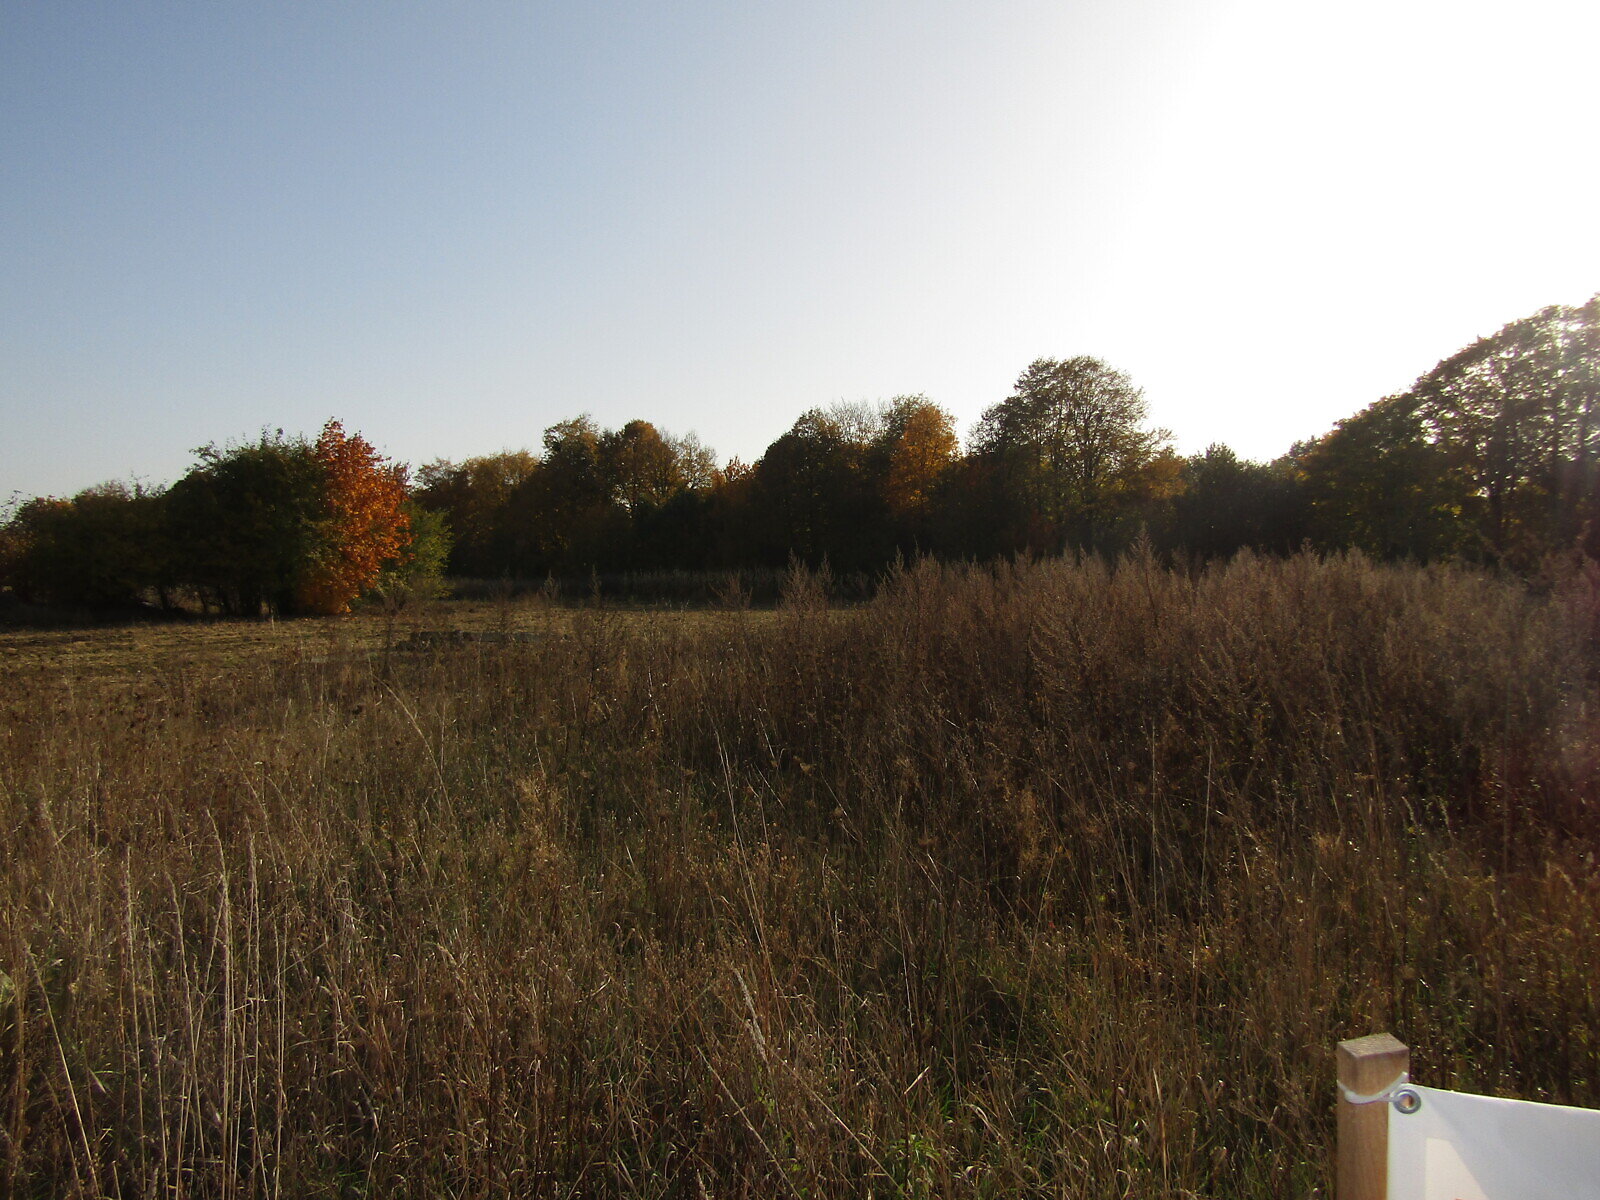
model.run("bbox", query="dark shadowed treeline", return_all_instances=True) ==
[4,296,1599,614]
[412,298,1600,581]
[1296,296,1600,569]
[409,373,1291,583]
[1,423,439,618]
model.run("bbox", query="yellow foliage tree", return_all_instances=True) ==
[878,396,958,520]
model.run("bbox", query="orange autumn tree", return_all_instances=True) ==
[295,420,412,614]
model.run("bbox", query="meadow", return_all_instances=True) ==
[1,552,1597,1198]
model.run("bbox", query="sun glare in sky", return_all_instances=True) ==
[2,0,1597,500]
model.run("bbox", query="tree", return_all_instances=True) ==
[0,484,168,610]
[1292,397,1470,560]
[615,427,722,570]
[503,417,626,574]
[1405,296,1600,564]
[165,422,411,616]
[372,500,452,607]
[1159,445,1307,559]
[670,432,719,491]
[295,420,412,614]
[165,432,329,615]
[973,357,1169,551]
[750,407,886,569]
[414,451,539,577]
[601,420,683,514]
[875,396,958,525]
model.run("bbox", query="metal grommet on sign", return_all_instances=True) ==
[1338,1070,1409,1107]
[1392,1086,1422,1115]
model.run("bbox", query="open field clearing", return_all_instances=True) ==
[2,554,1597,1198]
[0,601,761,681]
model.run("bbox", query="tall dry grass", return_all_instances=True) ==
[1,551,1596,1197]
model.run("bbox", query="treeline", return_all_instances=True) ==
[4,295,1598,615]
[408,384,1300,581]
[0,422,445,616]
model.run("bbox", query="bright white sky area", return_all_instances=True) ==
[4,0,1598,500]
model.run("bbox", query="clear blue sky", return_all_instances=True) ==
[5,0,1598,501]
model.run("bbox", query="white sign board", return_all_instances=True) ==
[1387,1084,1600,1199]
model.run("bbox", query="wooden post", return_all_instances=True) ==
[1337,1033,1409,1200]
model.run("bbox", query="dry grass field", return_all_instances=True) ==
[2,552,1597,1197]
[0,598,735,680]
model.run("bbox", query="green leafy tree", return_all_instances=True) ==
[618,427,722,570]
[373,500,453,606]
[1406,296,1600,564]
[165,422,411,616]
[414,451,539,577]
[973,357,1170,551]
[1293,397,1471,560]
[749,407,886,570]
[164,433,328,615]
[502,417,627,574]
[1161,445,1308,559]
[0,483,168,610]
